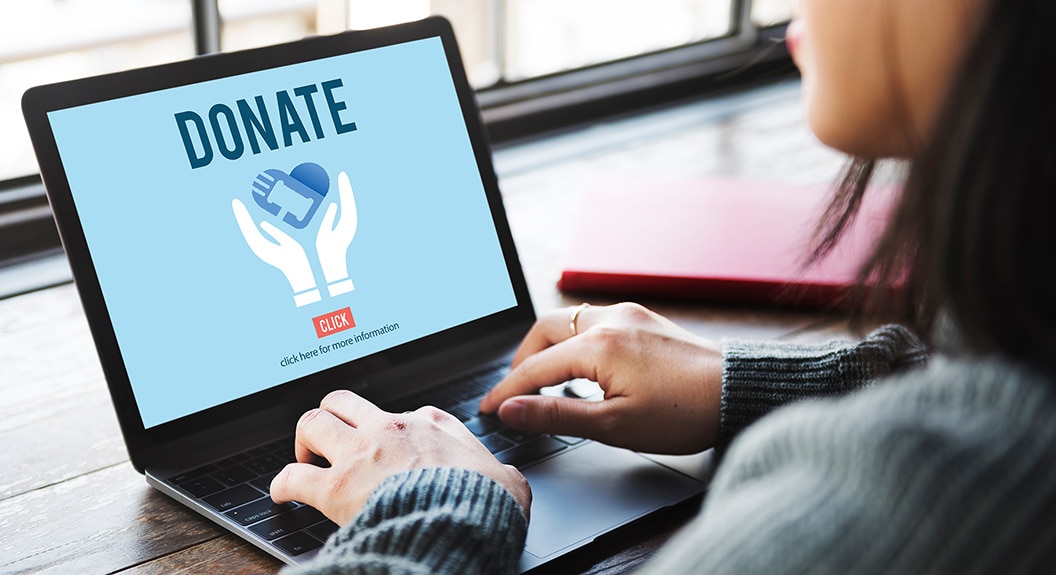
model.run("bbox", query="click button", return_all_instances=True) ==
[313,307,355,338]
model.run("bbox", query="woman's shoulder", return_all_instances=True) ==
[693,356,1056,572]
[860,354,1056,422]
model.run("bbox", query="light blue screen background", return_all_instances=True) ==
[48,37,517,428]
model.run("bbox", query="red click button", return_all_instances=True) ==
[313,307,355,338]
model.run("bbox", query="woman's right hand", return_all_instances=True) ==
[479,302,722,454]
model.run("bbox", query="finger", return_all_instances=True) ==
[337,172,358,233]
[496,394,616,439]
[269,461,329,506]
[319,201,338,233]
[258,219,294,245]
[293,406,356,465]
[318,389,384,428]
[480,337,599,413]
[231,199,265,243]
[338,171,354,202]
[509,305,594,370]
[231,198,251,226]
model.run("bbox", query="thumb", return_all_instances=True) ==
[496,395,612,439]
[259,219,293,246]
[319,201,338,234]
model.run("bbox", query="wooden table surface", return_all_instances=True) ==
[0,80,852,574]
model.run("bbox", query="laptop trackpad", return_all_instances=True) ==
[521,441,703,558]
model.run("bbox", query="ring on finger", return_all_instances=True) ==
[569,303,591,337]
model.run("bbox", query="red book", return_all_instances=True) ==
[558,178,897,309]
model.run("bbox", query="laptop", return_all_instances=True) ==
[22,16,709,572]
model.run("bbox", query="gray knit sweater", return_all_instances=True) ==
[285,325,1056,573]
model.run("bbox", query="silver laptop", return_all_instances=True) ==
[22,16,707,572]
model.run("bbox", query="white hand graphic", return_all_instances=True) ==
[316,171,358,297]
[232,198,321,307]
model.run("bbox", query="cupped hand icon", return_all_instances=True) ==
[232,198,321,307]
[316,171,358,297]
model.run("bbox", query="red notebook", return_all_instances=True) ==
[558,178,897,309]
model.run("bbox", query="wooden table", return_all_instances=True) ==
[0,80,852,574]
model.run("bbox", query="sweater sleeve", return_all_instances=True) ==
[282,467,527,575]
[718,324,926,448]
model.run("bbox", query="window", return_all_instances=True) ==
[752,0,794,26]
[1,0,791,271]
[1,0,196,182]
[4,0,791,180]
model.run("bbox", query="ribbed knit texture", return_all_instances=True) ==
[719,324,927,448]
[283,467,526,575]
[640,356,1056,573]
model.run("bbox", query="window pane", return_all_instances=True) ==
[221,0,499,88]
[256,0,739,87]
[219,0,319,52]
[345,0,500,88]
[1,0,194,181]
[752,0,793,26]
[504,0,733,81]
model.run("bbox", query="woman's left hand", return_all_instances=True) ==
[270,390,532,525]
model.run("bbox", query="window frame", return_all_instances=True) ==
[0,0,793,273]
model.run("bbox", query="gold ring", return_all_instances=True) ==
[569,303,591,337]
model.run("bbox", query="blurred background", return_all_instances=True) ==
[1,0,792,182]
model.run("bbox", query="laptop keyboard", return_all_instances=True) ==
[385,363,583,467]
[166,362,585,558]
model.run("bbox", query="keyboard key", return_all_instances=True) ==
[496,437,567,467]
[202,484,264,511]
[179,476,225,498]
[273,531,324,555]
[555,435,587,445]
[213,465,257,486]
[275,450,296,465]
[499,428,540,445]
[251,472,280,494]
[247,445,272,457]
[246,455,285,475]
[414,390,450,409]
[447,385,483,401]
[214,452,250,468]
[449,410,473,423]
[265,440,289,452]
[249,506,326,540]
[454,399,483,418]
[226,497,297,526]
[266,439,295,460]
[480,434,515,454]
[307,520,340,542]
[169,464,218,485]
[464,416,503,437]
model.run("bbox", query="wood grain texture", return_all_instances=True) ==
[0,463,224,574]
[117,537,279,575]
[0,284,128,501]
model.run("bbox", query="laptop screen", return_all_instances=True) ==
[45,36,518,429]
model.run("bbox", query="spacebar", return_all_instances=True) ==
[496,437,567,467]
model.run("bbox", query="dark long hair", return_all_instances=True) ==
[816,0,1056,367]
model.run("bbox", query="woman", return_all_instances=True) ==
[271,0,1056,571]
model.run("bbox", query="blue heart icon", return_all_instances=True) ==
[251,162,330,229]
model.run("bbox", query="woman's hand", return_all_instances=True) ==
[270,390,531,525]
[479,302,722,454]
